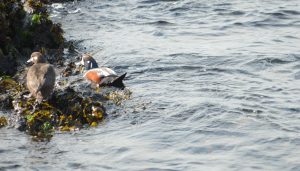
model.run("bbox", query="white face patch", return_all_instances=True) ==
[34,56,37,60]
[90,62,93,69]
[81,57,85,65]
[27,56,36,63]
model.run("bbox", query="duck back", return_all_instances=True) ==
[27,63,56,103]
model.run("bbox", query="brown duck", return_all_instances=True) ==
[27,52,56,104]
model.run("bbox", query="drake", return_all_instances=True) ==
[81,55,126,87]
[80,55,99,70]
[27,52,56,104]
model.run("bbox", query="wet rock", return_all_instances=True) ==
[73,65,84,75]
[61,66,72,77]
[0,79,109,135]
[8,1,23,20]
[66,61,76,68]
[0,54,15,75]
[57,59,63,66]
[16,115,27,131]
[61,61,76,77]
[76,54,82,61]
[0,29,11,49]
[47,57,53,64]
[22,0,34,14]
[0,69,132,136]
[0,0,65,80]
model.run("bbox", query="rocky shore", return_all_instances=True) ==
[0,0,131,139]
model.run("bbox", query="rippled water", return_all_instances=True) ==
[2,0,300,170]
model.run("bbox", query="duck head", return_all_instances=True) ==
[81,55,99,70]
[27,52,46,64]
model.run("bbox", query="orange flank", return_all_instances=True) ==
[86,72,101,84]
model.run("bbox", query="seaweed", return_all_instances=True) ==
[0,76,121,136]
[0,74,132,136]
[0,115,7,128]
[28,0,42,11]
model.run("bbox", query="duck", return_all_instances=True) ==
[27,52,56,104]
[81,55,126,87]
[80,55,99,70]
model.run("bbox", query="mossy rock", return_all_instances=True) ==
[0,76,132,136]
[6,85,108,135]
[0,0,65,80]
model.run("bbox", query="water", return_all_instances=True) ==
[2,0,300,170]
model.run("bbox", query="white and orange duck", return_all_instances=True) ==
[80,55,126,87]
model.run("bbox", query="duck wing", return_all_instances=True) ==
[99,72,127,87]
[36,65,55,94]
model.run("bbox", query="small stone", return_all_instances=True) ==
[57,60,63,66]
[47,57,54,64]
[76,55,82,61]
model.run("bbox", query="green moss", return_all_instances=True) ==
[25,114,33,121]
[0,75,11,81]
[43,122,51,132]
[30,13,41,26]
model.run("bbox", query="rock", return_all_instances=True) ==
[0,54,15,75]
[16,115,27,131]
[47,57,53,64]
[21,0,34,13]
[57,59,63,66]
[76,54,82,61]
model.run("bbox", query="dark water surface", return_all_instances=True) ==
[2,0,300,170]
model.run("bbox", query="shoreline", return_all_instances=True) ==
[0,0,131,138]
